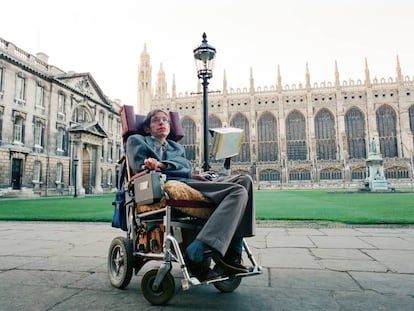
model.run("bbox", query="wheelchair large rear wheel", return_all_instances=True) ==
[108,236,134,289]
[141,269,175,305]
[212,266,242,293]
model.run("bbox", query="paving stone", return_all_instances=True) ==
[363,249,414,273]
[309,236,376,249]
[349,271,414,296]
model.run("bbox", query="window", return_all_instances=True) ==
[385,167,409,179]
[116,119,121,136]
[13,116,24,143]
[33,160,41,182]
[56,163,63,183]
[56,127,65,151]
[230,113,250,162]
[0,106,3,145]
[315,109,336,160]
[15,74,26,104]
[259,169,280,181]
[108,115,113,133]
[286,110,307,160]
[35,83,45,108]
[208,115,222,163]
[289,170,311,180]
[409,105,414,135]
[376,105,398,158]
[345,108,366,159]
[319,169,342,180]
[116,144,121,161]
[107,142,113,162]
[57,92,65,119]
[181,117,197,161]
[71,106,90,123]
[258,112,278,161]
[99,110,105,125]
[351,169,366,180]
[34,120,44,149]
[107,169,112,186]
[0,67,4,94]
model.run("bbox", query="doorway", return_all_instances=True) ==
[11,158,23,189]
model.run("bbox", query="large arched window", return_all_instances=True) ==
[345,108,366,159]
[181,117,197,161]
[258,112,278,161]
[409,105,414,134]
[315,109,336,160]
[71,106,91,124]
[208,115,222,129]
[230,113,250,162]
[376,105,398,158]
[286,110,307,160]
[208,115,222,163]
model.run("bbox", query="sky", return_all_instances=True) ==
[1,0,413,106]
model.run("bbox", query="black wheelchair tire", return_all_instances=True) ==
[107,236,134,289]
[213,266,242,293]
[141,269,175,305]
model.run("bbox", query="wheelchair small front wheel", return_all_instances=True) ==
[141,269,175,305]
[108,236,134,289]
[213,266,242,293]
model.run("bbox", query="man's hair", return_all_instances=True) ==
[142,109,168,128]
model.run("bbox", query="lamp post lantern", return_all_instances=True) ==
[73,157,79,198]
[193,32,216,172]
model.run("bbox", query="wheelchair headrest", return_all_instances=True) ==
[120,105,184,142]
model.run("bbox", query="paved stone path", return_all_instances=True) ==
[0,221,413,310]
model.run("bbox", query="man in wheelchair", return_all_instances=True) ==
[126,109,255,281]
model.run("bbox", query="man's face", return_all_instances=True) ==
[148,111,170,140]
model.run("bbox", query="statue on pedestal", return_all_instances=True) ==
[370,137,377,154]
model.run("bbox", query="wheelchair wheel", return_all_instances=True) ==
[212,266,242,293]
[141,269,175,305]
[108,236,134,289]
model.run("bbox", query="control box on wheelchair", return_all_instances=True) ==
[107,105,262,305]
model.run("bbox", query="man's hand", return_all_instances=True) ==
[142,158,166,171]
[191,173,209,181]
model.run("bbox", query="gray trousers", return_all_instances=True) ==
[187,174,256,256]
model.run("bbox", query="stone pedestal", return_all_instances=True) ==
[362,141,394,192]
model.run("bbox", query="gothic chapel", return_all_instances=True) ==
[138,46,414,189]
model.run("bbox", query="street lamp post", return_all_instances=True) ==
[193,33,216,172]
[73,157,79,198]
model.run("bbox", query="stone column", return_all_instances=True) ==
[73,141,85,196]
[95,145,103,193]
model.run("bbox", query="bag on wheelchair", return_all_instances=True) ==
[111,162,128,231]
[111,190,127,231]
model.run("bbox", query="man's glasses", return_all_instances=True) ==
[151,117,170,124]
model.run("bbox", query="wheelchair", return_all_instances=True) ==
[107,105,262,305]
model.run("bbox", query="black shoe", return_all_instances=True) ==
[185,257,219,282]
[212,251,249,274]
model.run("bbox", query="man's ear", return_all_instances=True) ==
[144,126,151,134]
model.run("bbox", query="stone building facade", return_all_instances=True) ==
[138,47,414,189]
[0,37,122,197]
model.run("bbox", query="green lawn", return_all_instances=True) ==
[255,190,414,224]
[0,190,413,224]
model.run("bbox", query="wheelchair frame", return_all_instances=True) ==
[107,106,262,305]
